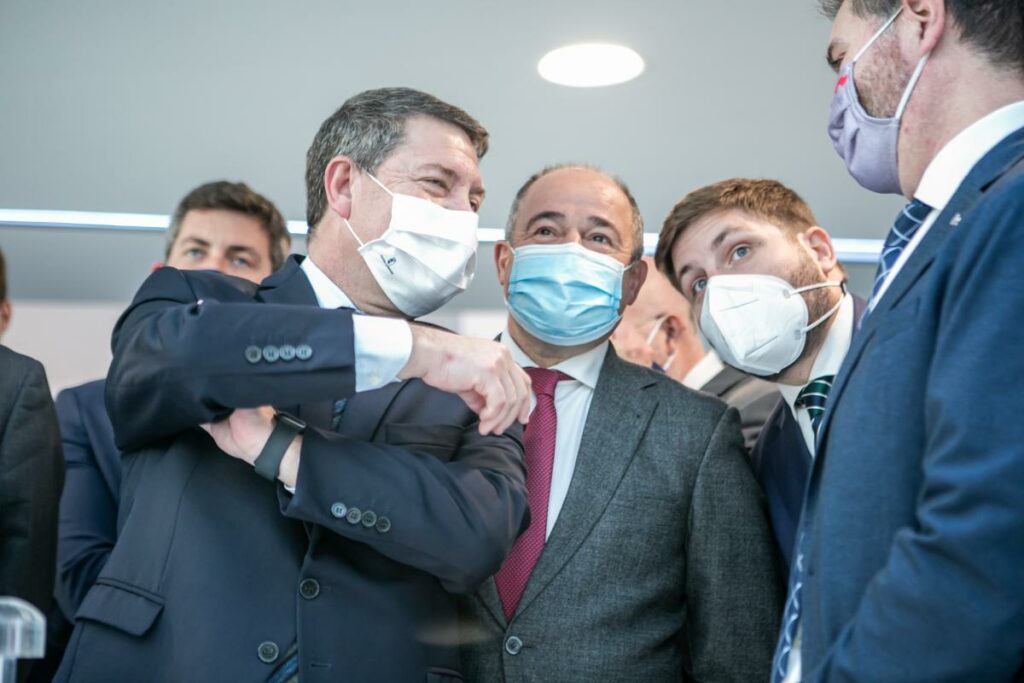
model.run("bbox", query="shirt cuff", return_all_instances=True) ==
[352,314,413,392]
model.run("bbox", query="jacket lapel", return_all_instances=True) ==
[511,350,658,619]
[816,128,1024,458]
[700,365,747,397]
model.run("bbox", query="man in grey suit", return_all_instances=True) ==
[612,257,779,450]
[460,165,782,683]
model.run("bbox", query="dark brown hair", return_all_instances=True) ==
[167,181,290,270]
[820,0,1024,73]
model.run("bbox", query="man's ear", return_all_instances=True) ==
[903,0,946,59]
[621,257,648,309]
[0,299,11,338]
[494,241,515,292]
[324,156,356,221]
[802,226,839,275]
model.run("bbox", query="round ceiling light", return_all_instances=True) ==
[538,42,645,88]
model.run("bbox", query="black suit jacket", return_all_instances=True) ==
[56,257,528,683]
[0,345,64,682]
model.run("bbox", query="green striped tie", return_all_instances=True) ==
[795,375,836,437]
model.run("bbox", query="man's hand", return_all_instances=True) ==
[201,407,302,487]
[400,326,531,435]
[201,406,276,465]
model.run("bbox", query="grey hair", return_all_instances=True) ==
[304,87,489,236]
[505,164,645,262]
[820,0,1024,73]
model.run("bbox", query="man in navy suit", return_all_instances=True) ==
[654,178,860,575]
[56,88,531,683]
[54,180,291,620]
[770,1,1024,680]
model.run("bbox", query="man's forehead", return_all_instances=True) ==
[523,169,627,213]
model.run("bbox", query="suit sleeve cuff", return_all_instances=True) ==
[352,314,412,392]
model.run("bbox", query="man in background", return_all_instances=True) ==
[54,180,290,620]
[611,255,778,449]
[0,246,64,683]
[655,178,863,576]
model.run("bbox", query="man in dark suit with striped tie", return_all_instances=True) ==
[772,1,1024,680]
[654,178,864,577]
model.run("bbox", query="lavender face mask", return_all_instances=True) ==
[828,7,930,195]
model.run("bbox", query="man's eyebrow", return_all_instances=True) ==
[586,215,615,230]
[710,226,739,251]
[419,163,456,179]
[525,211,566,230]
[826,41,843,71]
[179,237,210,248]
[225,245,260,256]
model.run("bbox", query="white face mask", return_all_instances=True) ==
[698,274,845,377]
[344,172,479,318]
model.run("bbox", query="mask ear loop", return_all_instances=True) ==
[894,52,930,118]
[796,281,848,335]
[344,169,396,272]
[852,6,903,65]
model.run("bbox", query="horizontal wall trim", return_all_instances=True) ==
[0,208,883,264]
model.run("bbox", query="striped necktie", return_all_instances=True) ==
[870,199,933,303]
[795,375,835,438]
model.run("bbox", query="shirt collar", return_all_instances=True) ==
[500,330,607,391]
[777,294,854,414]
[300,256,359,311]
[915,100,1024,210]
[682,350,725,390]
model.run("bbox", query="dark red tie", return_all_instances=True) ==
[494,367,569,621]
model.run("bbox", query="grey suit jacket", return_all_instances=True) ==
[461,348,782,683]
[700,366,780,452]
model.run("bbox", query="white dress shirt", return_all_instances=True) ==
[870,100,1024,311]
[682,350,725,390]
[501,332,608,540]
[300,256,412,393]
[777,295,854,457]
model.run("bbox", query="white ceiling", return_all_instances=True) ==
[0,0,900,304]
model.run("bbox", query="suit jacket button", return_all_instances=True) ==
[361,510,377,528]
[505,635,523,656]
[299,578,320,600]
[262,345,280,363]
[375,516,391,534]
[296,344,313,361]
[279,344,296,361]
[257,641,279,663]
[330,502,347,519]
[245,346,262,364]
[346,507,362,525]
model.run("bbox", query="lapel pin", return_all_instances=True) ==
[950,213,962,227]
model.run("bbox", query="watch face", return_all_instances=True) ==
[276,412,306,432]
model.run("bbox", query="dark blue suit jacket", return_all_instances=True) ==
[56,257,529,683]
[54,379,121,618]
[750,297,864,577]
[796,128,1024,681]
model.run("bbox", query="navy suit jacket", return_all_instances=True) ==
[56,256,529,683]
[54,379,120,618]
[750,296,864,576]
[796,128,1024,681]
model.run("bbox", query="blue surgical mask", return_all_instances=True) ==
[506,242,630,347]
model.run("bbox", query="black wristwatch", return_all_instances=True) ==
[254,412,307,481]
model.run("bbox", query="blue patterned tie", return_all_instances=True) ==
[773,540,806,683]
[795,375,835,439]
[870,199,932,303]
